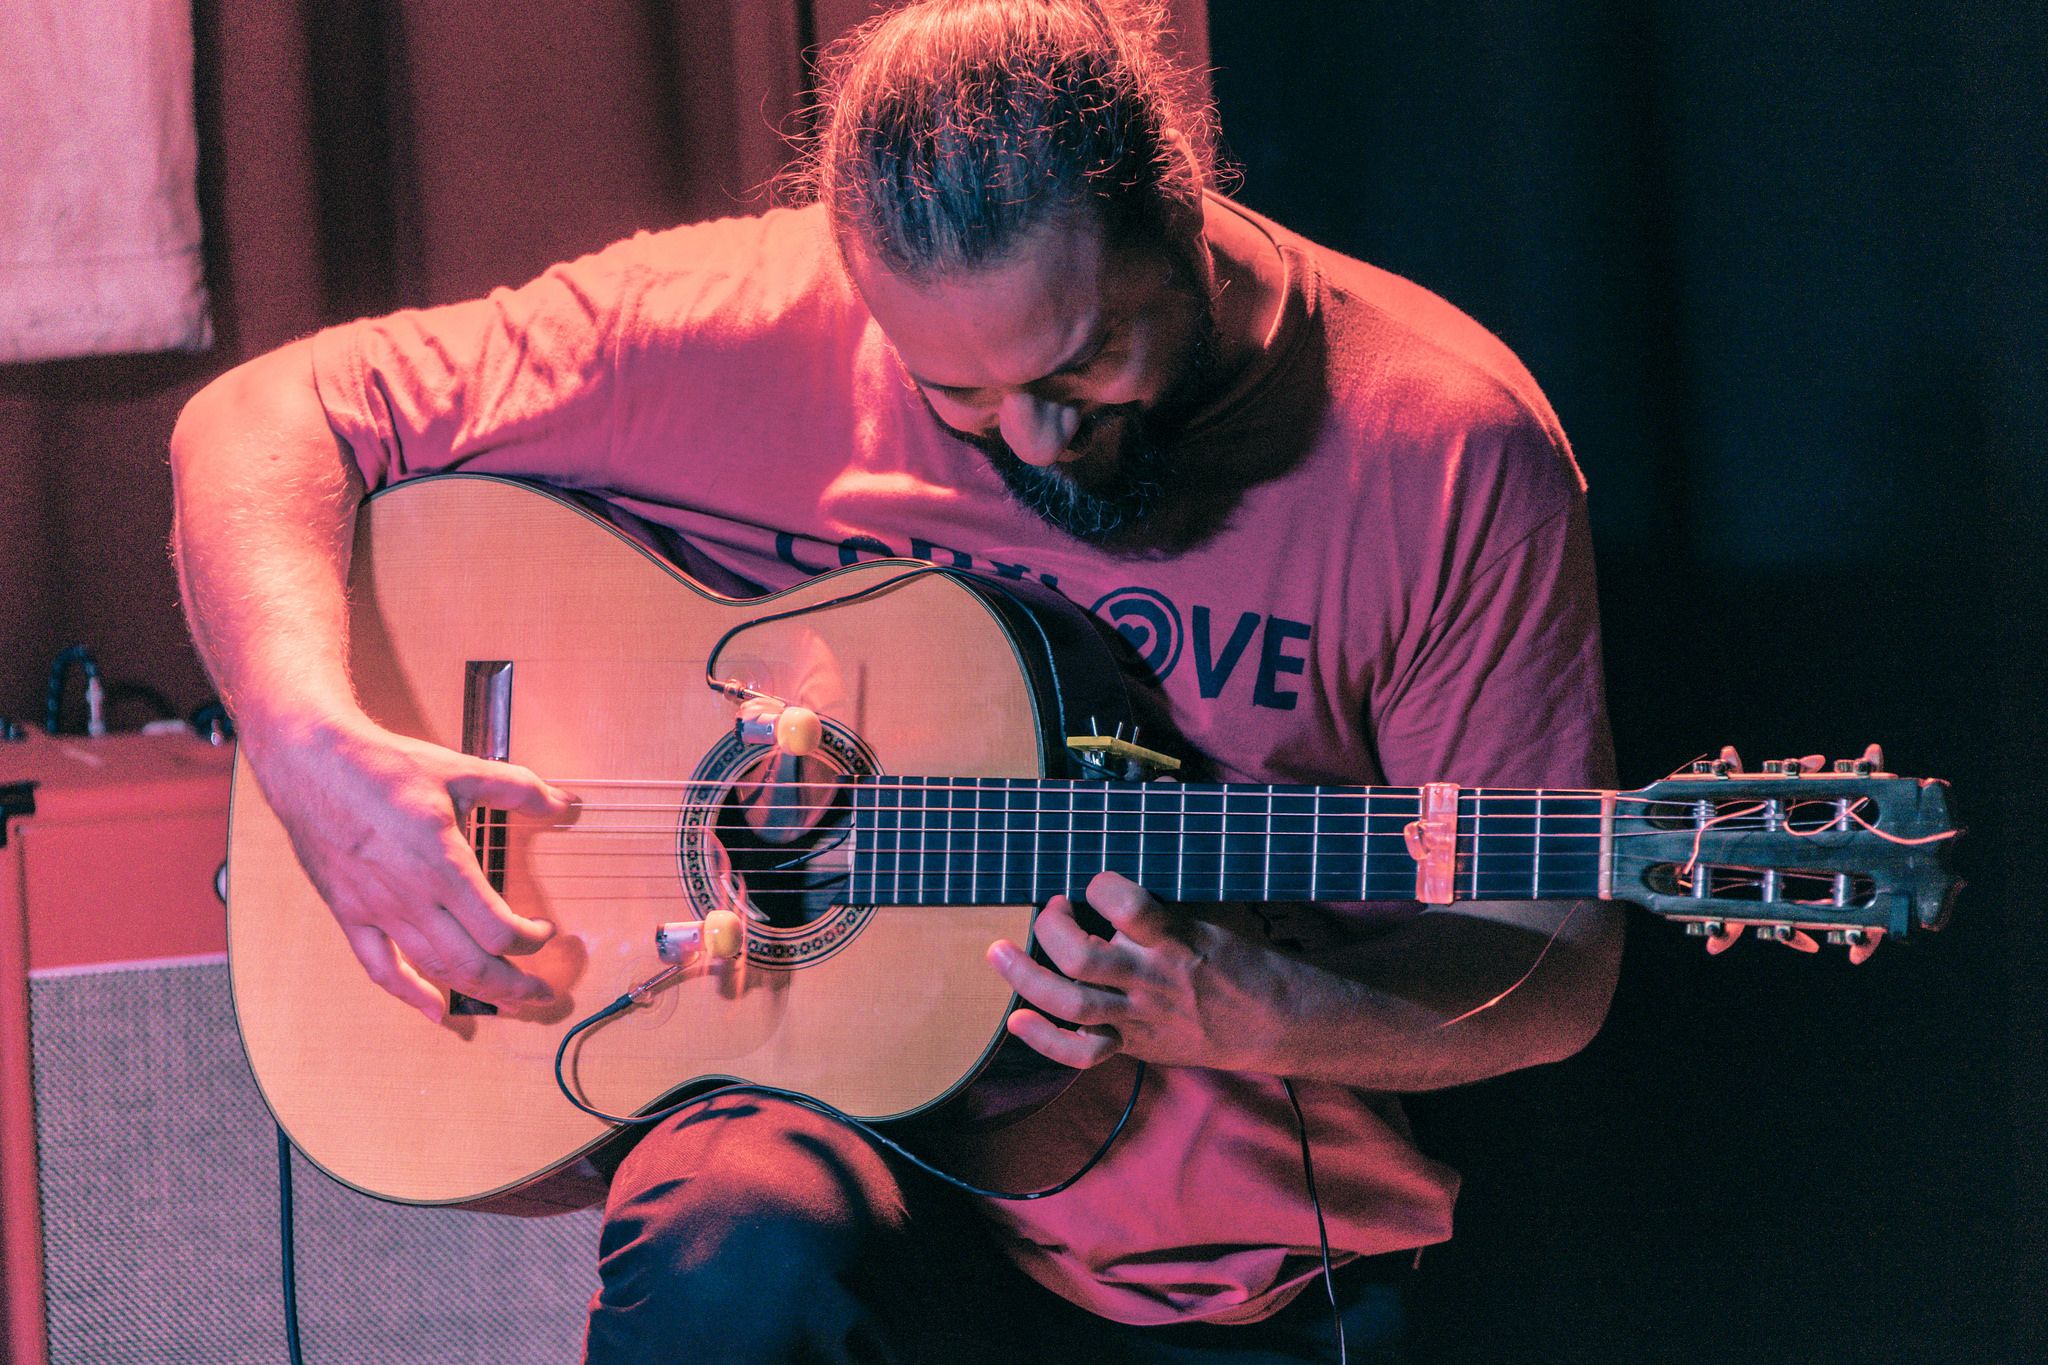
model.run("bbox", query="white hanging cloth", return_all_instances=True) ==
[0,0,211,362]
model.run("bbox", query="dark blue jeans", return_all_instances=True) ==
[582,1095,1408,1364]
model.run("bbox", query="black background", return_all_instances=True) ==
[1208,3,2043,1361]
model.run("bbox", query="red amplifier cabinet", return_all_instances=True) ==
[0,733,602,1365]
[0,731,233,1365]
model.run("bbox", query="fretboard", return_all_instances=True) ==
[844,778,1607,906]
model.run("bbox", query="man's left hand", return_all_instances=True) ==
[986,870,1287,1071]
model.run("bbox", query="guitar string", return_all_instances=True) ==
[500,855,1880,893]
[474,793,1938,898]
[545,776,1804,806]
[528,785,1875,818]
[537,790,1914,826]
[515,822,1856,840]
[503,823,1905,859]
[528,789,1903,835]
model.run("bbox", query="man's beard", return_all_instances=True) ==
[932,294,1222,544]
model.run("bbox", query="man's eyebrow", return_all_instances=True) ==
[909,324,1113,394]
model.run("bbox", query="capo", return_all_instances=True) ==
[1404,782,1460,905]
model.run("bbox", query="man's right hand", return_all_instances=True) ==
[242,710,577,1022]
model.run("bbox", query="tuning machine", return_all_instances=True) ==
[1685,919,1745,954]
[1686,920,1823,955]
[1689,746,1744,778]
[1757,923,1820,952]
[1826,927,1885,965]
[1831,744,1889,777]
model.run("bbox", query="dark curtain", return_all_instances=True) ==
[1207,2,2041,1361]
[0,0,1206,731]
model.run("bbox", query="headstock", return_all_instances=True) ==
[1615,746,1960,962]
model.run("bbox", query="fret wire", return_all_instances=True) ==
[1533,789,1544,899]
[1209,786,1224,899]
[1001,778,1013,904]
[1221,785,1235,901]
[1310,786,1321,901]
[1137,783,1148,891]
[1029,781,1038,902]
[940,779,953,905]
[884,777,901,908]
[1065,782,1076,900]
[1469,791,1481,901]
[1031,779,1042,902]
[1261,784,1272,902]
[1031,780,1047,903]
[911,777,924,910]
[1098,782,1111,898]
[1361,786,1372,900]
[992,778,1002,905]
[1174,784,1185,902]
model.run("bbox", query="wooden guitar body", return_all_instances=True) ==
[228,475,1129,1209]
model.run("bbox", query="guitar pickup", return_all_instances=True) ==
[1066,730,1180,781]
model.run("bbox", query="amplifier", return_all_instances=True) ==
[1,733,601,1364]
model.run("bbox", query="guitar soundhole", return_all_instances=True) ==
[704,749,855,930]
[679,715,879,967]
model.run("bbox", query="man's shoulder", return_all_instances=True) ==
[608,202,853,333]
[1250,206,1572,471]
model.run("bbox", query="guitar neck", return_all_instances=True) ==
[845,778,1611,906]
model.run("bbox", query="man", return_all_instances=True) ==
[171,1,1620,1359]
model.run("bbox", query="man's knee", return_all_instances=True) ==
[588,1096,908,1350]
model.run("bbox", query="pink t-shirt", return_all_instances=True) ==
[310,200,1613,1326]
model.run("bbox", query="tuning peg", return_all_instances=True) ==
[1687,920,1744,954]
[1692,748,1742,777]
[1759,924,1820,952]
[1762,755,1826,776]
[1827,928,1884,964]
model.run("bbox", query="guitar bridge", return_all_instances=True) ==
[450,660,515,1017]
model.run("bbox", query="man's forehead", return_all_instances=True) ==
[845,222,1124,388]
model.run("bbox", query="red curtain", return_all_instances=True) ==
[0,0,1208,730]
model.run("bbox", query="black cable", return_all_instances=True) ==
[43,645,98,735]
[277,1125,306,1365]
[702,562,1079,770]
[553,991,1146,1202]
[1282,1078,1347,1365]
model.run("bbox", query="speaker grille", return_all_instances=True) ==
[29,960,601,1364]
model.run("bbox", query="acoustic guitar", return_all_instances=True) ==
[227,475,1959,1209]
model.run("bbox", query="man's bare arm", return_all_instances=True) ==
[171,340,364,729]
[170,341,572,1020]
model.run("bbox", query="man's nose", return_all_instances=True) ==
[996,392,1083,466]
